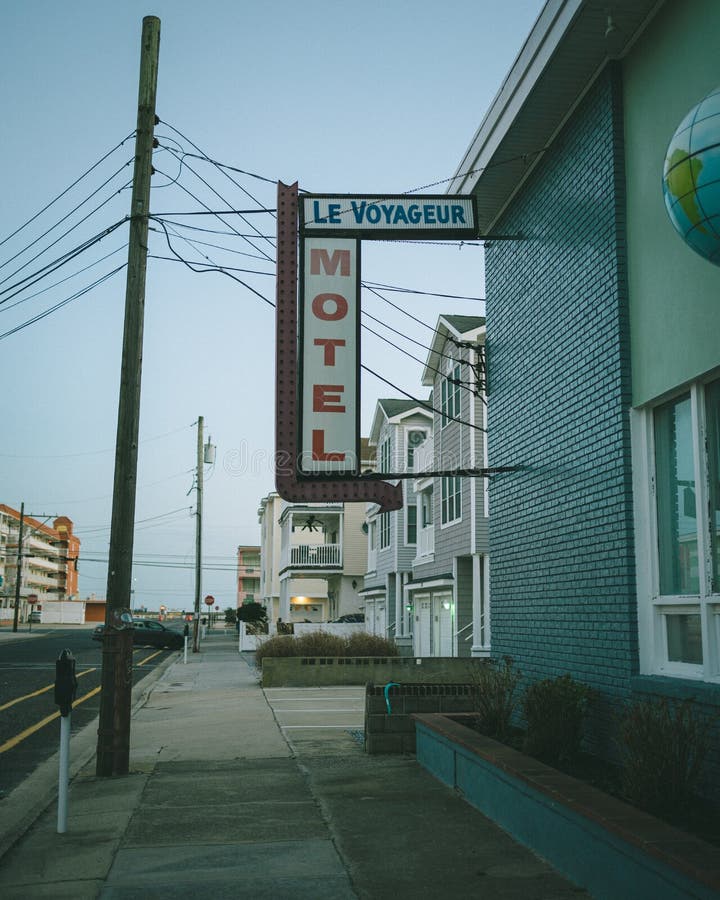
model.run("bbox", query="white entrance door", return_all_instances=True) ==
[433,592,454,657]
[375,602,386,639]
[415,594,431,656]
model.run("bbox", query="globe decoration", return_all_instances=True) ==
[662,84,720,266]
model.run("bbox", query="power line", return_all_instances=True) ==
[152,156,276,262]
[0,243,128,314]
[0,159,133,278]
[361,363,486,432]
[0,218,129,305]
[0,264,126,341]
[0,132,135,250]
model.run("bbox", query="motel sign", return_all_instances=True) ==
[296,193,478,477]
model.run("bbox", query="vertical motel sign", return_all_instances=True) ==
[275,183,477,511]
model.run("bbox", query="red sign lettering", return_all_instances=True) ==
[312,429,346,461]
[312,293,348,321]
[313,384,346,413]
[310,248,351,277]
[313,338,346,365]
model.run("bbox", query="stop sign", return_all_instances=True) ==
[204,595,214,607]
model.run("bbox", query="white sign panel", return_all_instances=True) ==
[301,195,477,239]
[300,237,359,473]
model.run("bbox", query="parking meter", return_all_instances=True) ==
[54,649,77,717]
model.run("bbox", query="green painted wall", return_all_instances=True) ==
[624,0,720,406]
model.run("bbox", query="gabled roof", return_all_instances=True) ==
[369,398,433,446]
[449,0,660,233]
[421,315,485,387]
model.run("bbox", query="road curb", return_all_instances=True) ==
[0,650,177,862]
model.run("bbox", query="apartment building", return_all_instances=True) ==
[0,505,80,621]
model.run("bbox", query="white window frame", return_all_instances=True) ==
[634,376,720,682]
[440,476,462,527]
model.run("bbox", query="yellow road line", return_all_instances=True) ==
[136,649,164,666]
[0,685,101,754]
[0,668,97,713]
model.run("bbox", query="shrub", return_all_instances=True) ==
[293,632,346,657]
[345,632,398,657]
[617,697,713,815]
[254,630,399,668]
[522,674,590,765]
[468,656,521,741]
[237,601,267,624]
[254,635,298,668]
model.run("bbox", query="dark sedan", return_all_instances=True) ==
[92,619,184,650]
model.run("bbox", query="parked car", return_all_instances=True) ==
[92,619,184,650]
[331,613,365,623]
[28,610,41,623]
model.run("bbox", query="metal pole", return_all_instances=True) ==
[12,503,25,633]
[96,15,161,777]
[57,714,71,833]
[193,416,203,652]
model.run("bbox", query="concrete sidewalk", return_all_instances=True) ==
[0,632,589,899]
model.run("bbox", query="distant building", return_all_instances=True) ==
[258,440,375,625]
[0,505,80,622]
[236,545,261,607]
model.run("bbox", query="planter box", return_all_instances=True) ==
[261,656,486,688]
[414,713,720,900]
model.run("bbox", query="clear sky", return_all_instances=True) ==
[0,0,544,612]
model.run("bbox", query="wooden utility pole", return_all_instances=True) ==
[193,416,204,652]
[96,16,160,777]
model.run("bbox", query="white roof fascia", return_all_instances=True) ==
[448,0,583,197]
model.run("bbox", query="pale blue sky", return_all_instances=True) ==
[0,0,544,610]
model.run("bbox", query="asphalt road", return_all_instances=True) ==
[0,627,181,799]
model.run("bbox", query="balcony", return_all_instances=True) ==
[289,543,342,568]
[416,526,434,560]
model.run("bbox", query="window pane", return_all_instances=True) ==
[654,395,699,594]
[666,613,703,664]
[407,506,417,544]
[706,379,720,592]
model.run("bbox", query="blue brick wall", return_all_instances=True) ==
[484,64,637,754]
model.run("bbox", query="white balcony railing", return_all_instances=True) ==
[289,543,342,567]
[416,526,434,558]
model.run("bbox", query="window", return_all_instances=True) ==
[406,430,427,468]
[379,512,390,549]
[421,490,433,527]
[644,377,720,678]
[441,363,462,427]
[441,476,461,525]
[406,505,417,545]
[369,520,377,551]
[380,438,391,474]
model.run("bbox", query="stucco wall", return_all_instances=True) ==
[624,0,720,405]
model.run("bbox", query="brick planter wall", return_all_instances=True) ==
[364,683,475,754]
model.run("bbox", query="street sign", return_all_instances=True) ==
[204,595,214,607]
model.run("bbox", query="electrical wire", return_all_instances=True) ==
[0,132,135,250]
[0,243,128,313]
[0,218,129,305]
[153,153,276,262]
[361,363,486,432]
[0,159,133,279]
[0,264,126,341]
[154,219,275,308]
